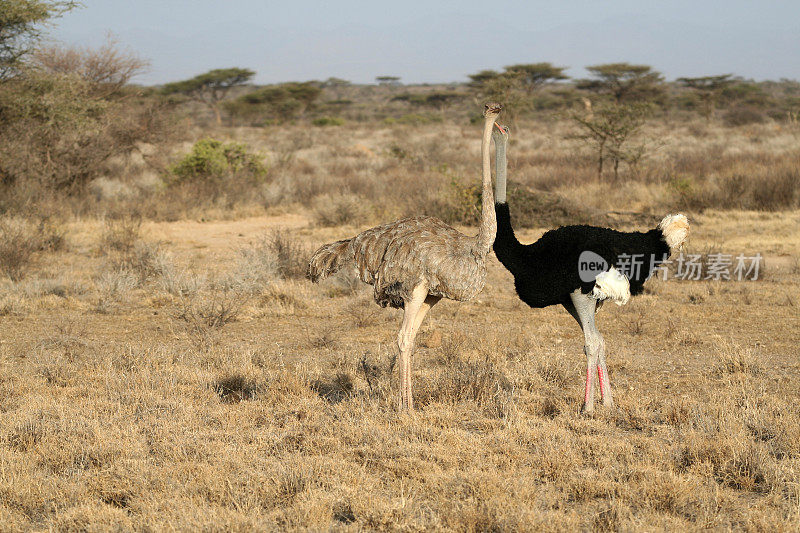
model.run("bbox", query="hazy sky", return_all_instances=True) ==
[49,1,800,85]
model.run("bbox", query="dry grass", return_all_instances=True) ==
[0,217,67,281]
[0,122,799,529]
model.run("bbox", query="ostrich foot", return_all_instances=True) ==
[597,365,614,408]
[397,395,414,411]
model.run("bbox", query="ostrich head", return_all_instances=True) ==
[483,102,502,118]
[658,214,690,252]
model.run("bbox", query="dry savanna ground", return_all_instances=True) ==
[1,120,800,530]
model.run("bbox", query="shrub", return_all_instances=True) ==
[32,37,149,98]
[505,187,601,228]
[0,219,40,281]
[0,36,169,214]
[312,116,344,127]
[751,169,799,210]
[269,230,311,279]
[230,236,279,292]
[95,268,137,313]
[175,279,249,329]
[170,138,266,184]
[312,193,369,227]
[723,107,765,127]
[225,82,322,124]
[676,169,800,212]
[383,113,442,125]
[421,165,482,226]
[0,217,67,281]
[214,373,259,403]
[101,214,142,253]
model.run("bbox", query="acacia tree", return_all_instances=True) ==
[376,75,401,86]
[0,0,79,81]
[162,67,255,125]
[321,76,350,99]
[572,102,651,180]
[504,62,568,94]
[468,63,568,122]
[677,74,734,121]
[577,63,664,103]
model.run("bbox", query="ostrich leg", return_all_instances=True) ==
[596,339,613,407]
[566,291,604,414]
[413,295,441,333]
[397,284,429,410]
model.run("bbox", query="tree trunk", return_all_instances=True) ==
[597,139,606,179]
[212,104,222,126]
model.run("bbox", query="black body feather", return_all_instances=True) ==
[493,203,670,308]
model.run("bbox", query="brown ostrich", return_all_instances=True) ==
[308,103,502,410]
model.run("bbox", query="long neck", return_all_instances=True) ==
[491,137,525,273]
[494,135,508,203]
[474,116,497,255]
[493,202,525,275]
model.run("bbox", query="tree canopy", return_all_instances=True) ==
[162,67,255,124]
[677,74,735,120]
[391,91,465,108]
[467,63,569,122]
[677,74,734,91]
[504,62,568,92]
[0,0,79,81]
[376,76,401,86]
[577,63,664,102]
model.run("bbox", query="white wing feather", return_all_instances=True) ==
[592,267,631,306]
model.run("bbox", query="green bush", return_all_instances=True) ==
[312,116,344,127]
[383,113,442,126]
[170,139,266,184]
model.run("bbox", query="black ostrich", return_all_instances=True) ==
[491,125,689,413]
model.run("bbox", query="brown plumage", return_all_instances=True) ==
[308,102,503,410]
[308,215,488,308]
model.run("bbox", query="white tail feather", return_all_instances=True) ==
[592,267,630,306]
